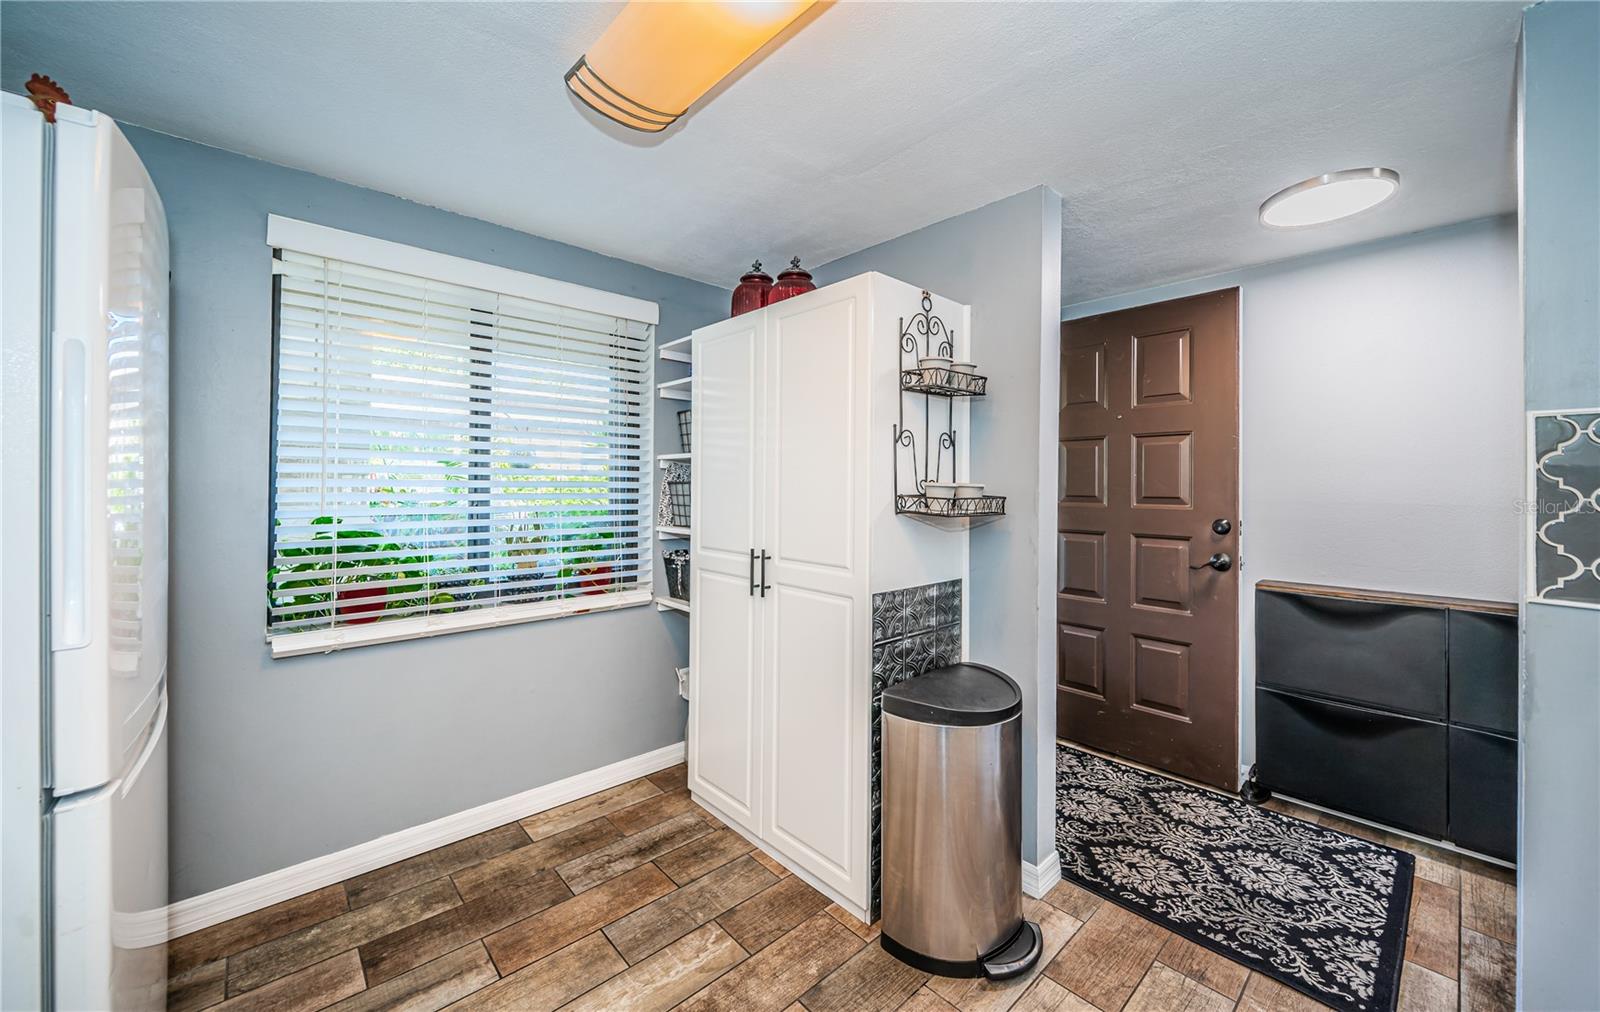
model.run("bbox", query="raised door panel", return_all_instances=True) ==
[693,318,761,560]
[767,587,857,893]
[688,316,763,831]
[689,568,760,826]
[761,286,869,910]
[768,294,858,572]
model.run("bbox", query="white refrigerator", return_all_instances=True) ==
[1,92,170,1011]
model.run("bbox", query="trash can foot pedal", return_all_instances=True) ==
[980,920,1043,980]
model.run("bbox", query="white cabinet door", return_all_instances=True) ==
[688,315,764,832]
[759,281,871,909]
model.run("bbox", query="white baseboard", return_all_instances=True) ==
[1023,849,1062,899]
[165,741,686,941]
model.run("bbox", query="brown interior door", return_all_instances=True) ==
[1057,289,1240,789]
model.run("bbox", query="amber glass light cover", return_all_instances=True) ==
[567,1,815,133]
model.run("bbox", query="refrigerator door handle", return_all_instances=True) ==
[52,333,90,650]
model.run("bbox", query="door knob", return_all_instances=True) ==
[1191,552,1232,572]
[1211,518,1232,536]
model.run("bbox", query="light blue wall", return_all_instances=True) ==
[815,187,1064,867]
[120,126,726,901]
[1517,3,1600,1008]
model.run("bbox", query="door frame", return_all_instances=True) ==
[1057,286,1246,789]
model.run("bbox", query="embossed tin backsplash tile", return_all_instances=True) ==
[1529,410,1600,610]
[869,579,962,920]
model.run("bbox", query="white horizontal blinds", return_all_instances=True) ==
[107,187,169,668]
[269,250,653,635]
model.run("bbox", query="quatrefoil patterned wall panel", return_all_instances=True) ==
[1529,409,1600,609]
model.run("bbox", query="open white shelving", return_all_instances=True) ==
[659,334,693,364]
[653,595,690,615]
[659,335,692,624]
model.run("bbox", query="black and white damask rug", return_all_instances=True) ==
[1055,745,1413,1012]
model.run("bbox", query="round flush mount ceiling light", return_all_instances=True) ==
[1259,167,1400,229]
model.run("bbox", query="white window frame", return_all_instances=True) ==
[264,216,658,658]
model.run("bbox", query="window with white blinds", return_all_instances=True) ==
[266,219,657,654]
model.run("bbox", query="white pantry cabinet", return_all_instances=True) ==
[687,273,971,920]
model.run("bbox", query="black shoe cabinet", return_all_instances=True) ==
[1254,581,1517,863]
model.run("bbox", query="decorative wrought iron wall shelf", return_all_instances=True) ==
[896,494,1008,518]
[901,367,987,397]
[892,291,1005,525]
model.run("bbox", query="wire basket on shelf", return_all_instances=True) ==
[678,410,692,454]
[657,461,691,528]
[895,493,1007,518]
[664,549,690,601]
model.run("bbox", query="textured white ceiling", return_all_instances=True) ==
[0,1,1521,304]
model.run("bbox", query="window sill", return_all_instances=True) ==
[267,587,654,658]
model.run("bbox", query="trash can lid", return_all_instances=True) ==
[881,662,1022,726]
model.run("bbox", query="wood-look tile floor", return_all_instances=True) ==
[167,762,1516,1012]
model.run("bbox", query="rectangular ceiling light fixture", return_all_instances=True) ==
[566,1,815,133]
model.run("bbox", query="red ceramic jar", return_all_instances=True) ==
[767,257,816,305]
[730,261,773,317]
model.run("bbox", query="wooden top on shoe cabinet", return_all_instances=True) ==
[1254,580,1517,616]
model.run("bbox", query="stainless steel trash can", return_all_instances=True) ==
[880,662,1042,979]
